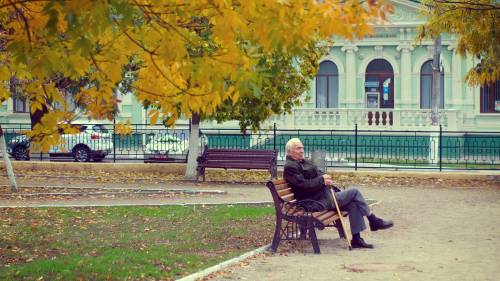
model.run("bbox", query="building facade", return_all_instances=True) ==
[1,0,499,132]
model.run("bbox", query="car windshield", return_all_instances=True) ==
[92,125,108,133]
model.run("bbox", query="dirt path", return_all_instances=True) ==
[207,185,500,281]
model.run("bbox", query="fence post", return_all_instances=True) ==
[355,123,358,171]
[439,124,442,171]
[113,119,116,163]
[273,123,276,151]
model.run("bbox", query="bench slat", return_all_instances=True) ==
[274,183,289,191]
[277,188,293,197]
[281,193,295,202]
[272,179,287,185]
[316,210,339,221]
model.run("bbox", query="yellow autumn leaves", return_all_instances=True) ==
[0,0,392,151]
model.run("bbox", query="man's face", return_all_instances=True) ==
[289,142,304,161]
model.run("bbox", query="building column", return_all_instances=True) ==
[397,44,413,109]
[448,45,462,109]
[341,46,358,108]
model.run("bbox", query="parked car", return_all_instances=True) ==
[143,133,206,163]
[7,135,30,161]
[7,124,113,162]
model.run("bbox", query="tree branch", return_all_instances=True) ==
[8,0,32,43]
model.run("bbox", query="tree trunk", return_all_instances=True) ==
[0,126,18,192]
[184,114,201,180]
[29,97,49,129]
[431,35,442,126]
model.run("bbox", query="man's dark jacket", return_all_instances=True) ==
[283,156,334,210]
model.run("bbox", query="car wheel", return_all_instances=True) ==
[73,146,90,162]
[13,146,30,161]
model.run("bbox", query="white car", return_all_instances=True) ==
[49,124,113,162]
[143,133,206,162]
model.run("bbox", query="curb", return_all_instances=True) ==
[176,244,270,281]
[0,201,273,208]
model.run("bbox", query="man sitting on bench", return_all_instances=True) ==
[283,138,394,249]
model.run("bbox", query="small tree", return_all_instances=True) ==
[418,0,500,86]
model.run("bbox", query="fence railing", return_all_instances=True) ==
[1,123,499,170]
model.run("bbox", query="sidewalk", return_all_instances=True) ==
[207,184,500,281]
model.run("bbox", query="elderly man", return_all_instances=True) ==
[283,138,393,249]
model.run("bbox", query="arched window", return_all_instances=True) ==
[365,59,394,109]
[316,61,338,108]
[420,60,444,109]
[480,79,500,113]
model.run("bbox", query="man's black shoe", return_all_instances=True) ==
[369,218,394,231]
[351,237,374,249]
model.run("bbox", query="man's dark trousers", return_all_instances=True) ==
[330,188,371,235]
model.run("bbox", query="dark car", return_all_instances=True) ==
[7,135,30,161]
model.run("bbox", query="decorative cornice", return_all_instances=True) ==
[341,46,358,52]
[397,44,415,52]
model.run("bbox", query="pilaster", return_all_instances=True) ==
[397,44,414,108]
[341,45,358,108]
[447,44,462,109]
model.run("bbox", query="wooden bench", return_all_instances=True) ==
[196,146,278,181]
[267,179,349,254]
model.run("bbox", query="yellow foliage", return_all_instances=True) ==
[0,0,392,148]
[418,0,499,85]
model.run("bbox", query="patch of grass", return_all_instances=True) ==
[0,205,274,280]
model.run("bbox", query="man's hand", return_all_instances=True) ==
[322,174,333,186]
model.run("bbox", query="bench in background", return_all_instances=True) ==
[196,146,278,181]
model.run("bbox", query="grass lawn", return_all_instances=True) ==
[0,205,274,280]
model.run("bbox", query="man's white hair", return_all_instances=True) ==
[285,138,303,155]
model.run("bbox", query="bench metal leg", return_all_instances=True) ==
[308,227,321,254]
[270,218,283,253]
[196,168,205,181]
[335,221,346,239]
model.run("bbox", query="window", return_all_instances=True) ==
[13,97,28,113]
[316,61,339,108]
[480,79,500,113]
[420,60,444,109]
[365,59,394,109]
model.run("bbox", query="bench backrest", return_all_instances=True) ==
[199,147,277,168]
[267,179,297,214]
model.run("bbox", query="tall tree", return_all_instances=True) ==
[0,0,392,178]
[0,126,17,192]
[417,0,500,86]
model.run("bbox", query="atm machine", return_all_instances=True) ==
[364,80,379,108]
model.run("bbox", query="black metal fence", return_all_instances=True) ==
[2,123,499,170]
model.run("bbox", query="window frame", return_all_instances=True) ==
[315,61,339,109]
[12,97,28,113]
[480,80,500,113]
[420,60,444,110]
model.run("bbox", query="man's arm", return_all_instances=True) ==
[284,164,325,192]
